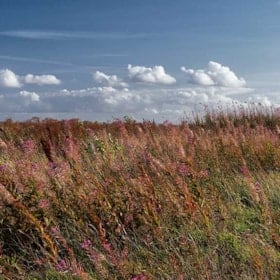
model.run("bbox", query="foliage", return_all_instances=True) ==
[0,107,280,279]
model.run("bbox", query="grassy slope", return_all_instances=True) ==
[0,109,280,279]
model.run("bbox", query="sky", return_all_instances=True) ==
[0,0,280,122]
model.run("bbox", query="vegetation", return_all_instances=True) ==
[0,106,280,279]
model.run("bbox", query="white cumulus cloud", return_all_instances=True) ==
[93,71,128,88]
[24,74,61,85]
[19,90,40,102]
[0,69,22,88]
[128,64,176,85]
[180,67,214,86]
[0,83,275,123]
[181,61,246,88]
[0,69,61,87]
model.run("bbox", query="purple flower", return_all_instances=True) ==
[81,239,92,250]
[56,259,68,272]
[38,199,50,209]
[0,164,7,172]
[102,241,111,253]
[178,163,191,175]
[240,166,249,176]
[22,139,36,153]
[131,274,147,280]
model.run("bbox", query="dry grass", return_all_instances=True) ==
[0,107,280,279]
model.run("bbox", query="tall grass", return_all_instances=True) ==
[0,107,280,279]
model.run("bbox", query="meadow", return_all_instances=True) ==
[0,106,280,279]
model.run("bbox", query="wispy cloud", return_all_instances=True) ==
[0,30,153,40]
[0,55,122,75]
[90,53,129,58]
[0,55,73,66]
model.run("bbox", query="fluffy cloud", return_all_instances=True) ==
[128,64,176,85]
[180,67,214,86]
[0,69,22,88]
[19,90,40,102]
[36,86,251,117]
[181,61,246,87]
[0,69,60,88]
[0,84,275,123]
[0,63,275,123]
[93,71,128,88]
[24,74,61,85]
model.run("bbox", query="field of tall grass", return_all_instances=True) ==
[0,106,280,279]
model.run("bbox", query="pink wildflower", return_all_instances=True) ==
[22,139,36,153]
[38,199,50,209]
[240,166,249,177]
[178,163,191,175]
[50,226,60,235]
[131,274,147,280]
[31,162,40,171]
[0,164,8,172]
[102,241,111,253]
[81,239,92,250]
[188,136,195,144]
[56,259,68,272]
[121,247,128,258]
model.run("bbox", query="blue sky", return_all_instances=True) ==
[0,0,280,122]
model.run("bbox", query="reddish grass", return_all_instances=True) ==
[0,107,280,279]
